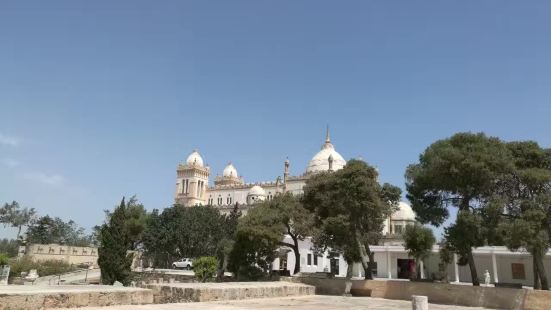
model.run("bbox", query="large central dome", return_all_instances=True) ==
[306,128,346,174]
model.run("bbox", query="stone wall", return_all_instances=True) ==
[284,277,551,310]
[0,286,153,310]
[21,244,98,267]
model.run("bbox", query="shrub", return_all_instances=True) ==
[0,239,19,257]
[8,256,77,278]
[0,253,9,266]
[193,256,218,282]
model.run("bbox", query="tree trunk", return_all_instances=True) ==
[292,244,300,275]
[534,250,549,290]
[290,234,301,275]
[467,251,480,286]
[416,257,421,280]
[533,255,541,290]
[346,261,352,279]
[216,254,229,282]
[363,245,375,280]
[355,234,369,279]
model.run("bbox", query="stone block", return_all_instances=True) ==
[411,295,428,310]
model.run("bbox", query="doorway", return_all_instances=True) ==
[397,259,414,279]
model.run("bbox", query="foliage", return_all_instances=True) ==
[98,197,134,285]
[0,239,19,257]
[216,204,241,280]
[405,132,511,286]
[227,230,277,281]
[302,159,401,279]
[403,224,435,264]
[102,196,148,250]
[0,201,37,240]
[8,256,76,278]
[498,141,551,290]
[228,206,281,280]
[193,256,218,282]
[142,205,226,268]
[0,253,9,266]
[26,215,93,247]
[234,194,313,274]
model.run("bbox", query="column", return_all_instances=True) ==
[420,260,425,279]
[386,248,392,279]
[492,251,499,284]
[454,254,460,282]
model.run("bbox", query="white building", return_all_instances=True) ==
[174,129,551,286]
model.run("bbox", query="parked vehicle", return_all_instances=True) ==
[172,258,193,270]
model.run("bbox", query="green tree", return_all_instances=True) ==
[98,197,134,285]
[0,201,36,240]
[303,159,401,279]
[102,196,148,250]
[142,205,226,268]
[25,215,92,246]
[194,256,219,282]
[0,239,18,257]
[235,194,312,275]
[406,132,511,286]
[403,224,436,279]
[216,204,241,280]
[498,141,551,290]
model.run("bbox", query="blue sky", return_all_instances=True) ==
[1,1,551,239]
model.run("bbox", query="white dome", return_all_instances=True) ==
[306,129,346,175]
[223,162,238,178]
[248,185,266,196]
[392,202,416,221]
[186,150,204,167]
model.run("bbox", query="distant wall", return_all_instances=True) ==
[284,277,551,310]
[21,244,98,267]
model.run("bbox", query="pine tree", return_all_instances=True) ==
[98,197,134,285]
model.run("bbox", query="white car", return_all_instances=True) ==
[172,258,193,270]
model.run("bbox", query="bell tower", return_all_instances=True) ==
[175,150,210,206]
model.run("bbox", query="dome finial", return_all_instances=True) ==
[325,125,331,143]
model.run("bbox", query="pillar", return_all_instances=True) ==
[420,260,425,279]
[412,295,428,310]
[492,251,499,284]
[454,254,460,283]
[387,248,392,279]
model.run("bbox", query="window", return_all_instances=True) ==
[307,254,312,266]
[395,225,403,234]
[512,263,526,280]
[313,255,318,266]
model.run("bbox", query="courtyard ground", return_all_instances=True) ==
[64,295,494,310]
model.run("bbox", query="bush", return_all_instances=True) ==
[8,256,77,278]
[193,256,218,282]
[0,239,19,257]
[0,253,9,266]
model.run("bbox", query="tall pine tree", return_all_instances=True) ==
[98,197,134,285]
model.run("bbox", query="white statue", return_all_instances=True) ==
[484,270,491,285]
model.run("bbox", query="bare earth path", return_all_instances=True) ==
[64,295,495,310]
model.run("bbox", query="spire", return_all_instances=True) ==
[325,125,331,143]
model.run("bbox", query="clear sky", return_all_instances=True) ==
[1,1,551,238]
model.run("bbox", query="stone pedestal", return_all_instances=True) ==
[411,295,428,310]
[0,266,10,285]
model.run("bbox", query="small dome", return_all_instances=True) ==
[392,202,416,221]
[186,150,204,167]
[248,185,266,197]
[223,162,238,178]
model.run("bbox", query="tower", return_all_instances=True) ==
[283,157,290,193]
[175,150,210,206]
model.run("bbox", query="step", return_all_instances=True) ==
[146,281,315,304]
[0,285,153,309]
